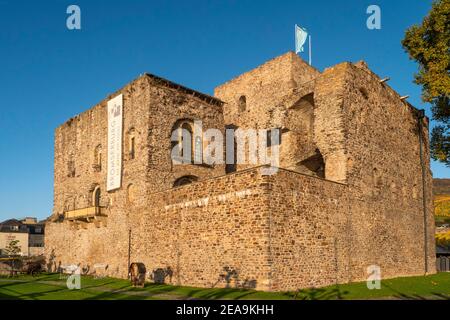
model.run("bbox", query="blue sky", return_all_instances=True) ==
[0,0,448,221]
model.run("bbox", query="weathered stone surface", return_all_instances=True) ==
[45,52,435,292]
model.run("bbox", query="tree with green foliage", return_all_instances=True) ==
[4,239,21,256]
[402,0,450,166]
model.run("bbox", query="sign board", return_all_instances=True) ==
[107,94,123,191]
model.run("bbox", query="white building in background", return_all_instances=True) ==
[0,217,45,256]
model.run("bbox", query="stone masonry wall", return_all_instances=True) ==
[339,62,436,277]
[214,52,321,172]
[312,61,436,281]
[265,169,350,291]
[145,77,225,192]
[47,74,226,277]
[46,52,436,292]
[130,168,272,291]
[53,76,152,216]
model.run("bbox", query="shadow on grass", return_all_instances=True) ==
[5,273,448,301]
[111,281,350,300]
[185,287,255,300]
[383,282,450,300]
[0,281,73,300]
[291,286,349,300]
[118,283,257,300]
[3,273,349,300]
[82,289,149,300]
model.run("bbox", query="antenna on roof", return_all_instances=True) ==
[400,95,410,101]
[379,77,390,83]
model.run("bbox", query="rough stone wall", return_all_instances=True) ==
[130,168,272,291]
[53,75,225,217]
[47,74,226,277]
[49,76,153,277]
[313,61,436,280]
[45,215,131,277]
[339,62,436,277]
[53,76,153,216]
[47,167,275,288]
[265,169,350,291]
[46,52,436,291]
[28,247,45,257]
[214,52,321,172]
[145,77,225,191]
[313,63,348,183]
[215,51,319,125]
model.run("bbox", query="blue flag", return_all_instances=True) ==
[295,25,308,54]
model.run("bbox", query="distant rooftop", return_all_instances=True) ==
[0,219,28,233]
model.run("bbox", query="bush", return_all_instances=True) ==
[436,231,450,247]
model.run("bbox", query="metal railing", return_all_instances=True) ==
[64,206,106,220]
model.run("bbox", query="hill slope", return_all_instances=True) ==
[434,179,450,218]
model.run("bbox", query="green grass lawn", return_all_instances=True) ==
[0,272,449,300]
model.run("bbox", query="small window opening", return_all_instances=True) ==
[130,136,135,159]
[238,95,247,112]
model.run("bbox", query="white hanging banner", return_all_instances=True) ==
[107,94,123,191]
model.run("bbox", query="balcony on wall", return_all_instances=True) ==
[64,206,107,222]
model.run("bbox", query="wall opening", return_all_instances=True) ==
[290,93,315,110]
[173,175,198,188]
[67,156,76,178]
[267,128,282,147]
[93,186,101,207]
[171,119,201,164]
[359,87,369,99]
[297,149,325,178]
[127,184,136,203]
[93,144,102,171]
[127,128,136,160]
[225,124,238,174]
[238,95,247,112]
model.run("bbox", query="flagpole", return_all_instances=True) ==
[309,35,312,65]
[294,24,297,54]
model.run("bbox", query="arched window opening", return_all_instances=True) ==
[181,123,193,160]
[93,144,102,171]
[67,155,76,178]
[298,149,325,178]
[194,135,202,162]
[266,128,282,147]
[93,186,101,207]
[171,119,202,164]
[225,124,238,174]
[127,184,136,203]
[127,128,136,160]
[359,87,369,99]
[372,168,381,188]
[238,95,247,112]
[173,175,198,188]
[290,93,315,110]
[130,137,135,159]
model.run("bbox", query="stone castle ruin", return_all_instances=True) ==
[45,52,436,291]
